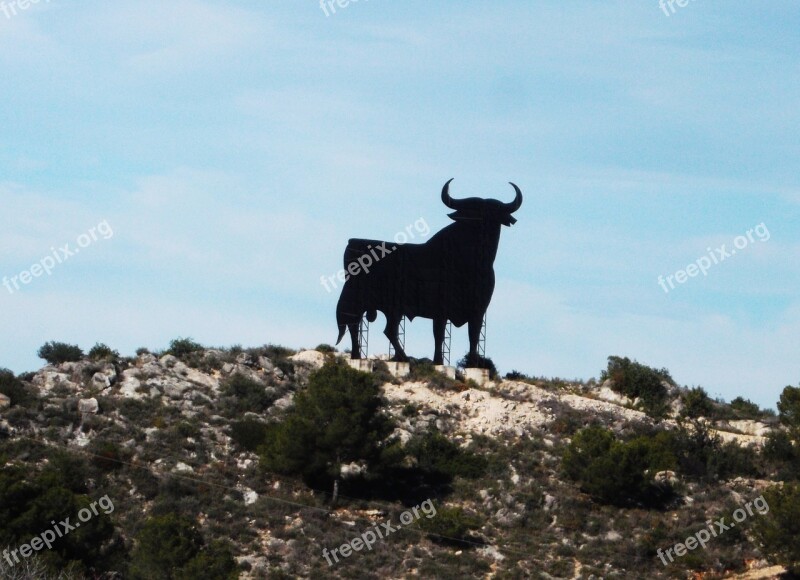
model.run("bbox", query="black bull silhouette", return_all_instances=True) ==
[335,179,522,365]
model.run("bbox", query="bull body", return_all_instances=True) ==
[335,179,522,365]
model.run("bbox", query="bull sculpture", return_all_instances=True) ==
[335,179,522,365]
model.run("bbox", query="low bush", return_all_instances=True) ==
[88,343,119,361]
[167,337,204,359]
[456,353,498,380]
[562,425,675,507]
[682,387,715,419]
[230,419,272,452]
[406,429,487,480]
[129,513,237,579]
[219,373,275,415]
[0,368,35,407]
[37,341,84,365]
[752,482,800,574]
[260,360,394,494]
[601,356,671,419]
[417,505,482,545]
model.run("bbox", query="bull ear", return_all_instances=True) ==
[447,210,482,222]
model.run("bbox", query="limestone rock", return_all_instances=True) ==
[78,398,99,415]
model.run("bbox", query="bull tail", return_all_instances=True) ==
[336,308,377,345]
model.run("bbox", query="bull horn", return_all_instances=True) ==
[504,182,523,213]
[441,178,461,209]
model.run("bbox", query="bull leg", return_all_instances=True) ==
[348,322,360,359]
[432,317,446,365]
[466,313,483,367]
[384,314,408,362]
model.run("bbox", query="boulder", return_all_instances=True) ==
[119,369,144,399]
[78,398,99,415]
[159,354,180,368]
[289,350,326,370]
[596,381,633,406]
[92,372,111,389]
[257,356,274,372]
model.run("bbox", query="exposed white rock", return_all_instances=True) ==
[33,371,75,392]
[79,398,99,415]
[92,372,111,389]
[595,382,633,406]
[290,350,326,370]
[159,354,180,368]
[724,420,772,437]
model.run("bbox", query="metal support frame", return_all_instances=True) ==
[442,321,453,367]
[358,316,369,359]
[478,313,487,365]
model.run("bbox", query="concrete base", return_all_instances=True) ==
[385,361,410,379]
[465,367,490,386]
[434,365,456,380]
[347,359,374,373]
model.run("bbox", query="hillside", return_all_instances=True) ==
[0,343,798,579]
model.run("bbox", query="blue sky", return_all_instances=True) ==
[1,0,797,409]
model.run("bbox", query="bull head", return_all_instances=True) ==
[441,179,523,226]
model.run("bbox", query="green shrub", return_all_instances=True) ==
[259,360,394,494]
[409,358,460,390]
[0,368,34,407]
[730,396,771,419]
[87,440,126,472]
[457,353,498,379]
[220,373,274,415]
[752,483,800,573]
[247,344,295,377]
[778,385,800,440]
[167,337,204,359]
[562,425,675,507]
[0,456,119,575]
[87,342,119,361]
[129,513,236,579]
[174,539,238,580]
[669,419,760,481]
[683,387,714,419]
[763,430,800,480]
[37,341,84,364]
[406,430,487,479]
[230,419,272,452]
[601,356,671,418]
[315,344,336,353]
[416,505,481,545]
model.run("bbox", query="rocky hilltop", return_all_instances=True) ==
[0,344,795,579]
